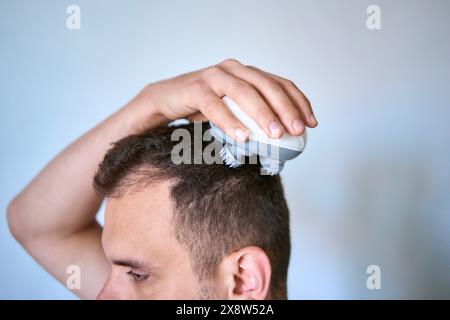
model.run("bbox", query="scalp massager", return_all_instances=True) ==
[209,96,307,175]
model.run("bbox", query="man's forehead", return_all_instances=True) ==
[102,180,176,256]
[106,180,174,220]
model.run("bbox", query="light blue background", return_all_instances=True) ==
[1,0,449,299]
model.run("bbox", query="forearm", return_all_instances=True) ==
[8,86,167,241]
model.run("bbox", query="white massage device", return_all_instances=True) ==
[209,96,307,175]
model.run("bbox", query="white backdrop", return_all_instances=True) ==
[1,0,449,299]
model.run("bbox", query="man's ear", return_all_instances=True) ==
[219,246,272,300]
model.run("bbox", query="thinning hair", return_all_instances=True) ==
[94,122,291,299]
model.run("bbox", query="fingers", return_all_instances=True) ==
[196,87,248,142]
[220,60,305,135]
[186,112,207,122]
[202,65,284,138]
[191,59,316,142]
[247,65,317,128]
[269,74,317,127]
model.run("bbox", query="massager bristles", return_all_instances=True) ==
[219,144,242,168]
[209,96,307,175]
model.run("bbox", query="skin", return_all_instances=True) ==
[7,59,317,299]
[98,181,203,299]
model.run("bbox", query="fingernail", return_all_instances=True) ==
[310,114,317,126]
[292,119,304,133]
[234,128,247,142]
[269,121,281,137]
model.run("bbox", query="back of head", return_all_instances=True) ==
[94,122,291,299]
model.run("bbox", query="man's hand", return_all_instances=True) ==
[7,59,317,300]
[139,59,317,141]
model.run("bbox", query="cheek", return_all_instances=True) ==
[147,265,201,300]
[97,268,201,300]
[156,271,202,299]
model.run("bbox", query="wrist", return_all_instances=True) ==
[119,84,168,135]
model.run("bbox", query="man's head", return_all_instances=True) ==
[94,123,291,300]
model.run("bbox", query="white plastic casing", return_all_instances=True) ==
[222,96,307,151]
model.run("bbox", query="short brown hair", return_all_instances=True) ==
[94,122,291,299]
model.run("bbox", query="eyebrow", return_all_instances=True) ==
[112,259,153,271]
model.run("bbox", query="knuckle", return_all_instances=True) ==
[220,58,241,68]
[283,104,301,118]
[201,66,223,80]
[283,103,298,113]
[282,78,296,89]
[189,78,207,92]
[265,78,282,92]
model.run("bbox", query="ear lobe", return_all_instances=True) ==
[229,246,272,300]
